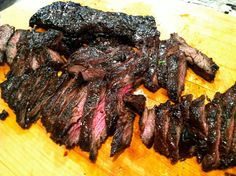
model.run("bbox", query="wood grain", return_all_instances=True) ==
[0,0,236,175]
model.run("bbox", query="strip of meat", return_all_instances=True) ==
[157,41,168,88]
[188,95,208,139]
[41,77,80,134]
[143,38,160,92]
[0,24,15,63]
[166,51,187,102]
[5,30,26,65]
[29,1,160,44]
[139,107,156,148]
[63,85,89,148]
[123,94,146,116]
[79,80,104,151]
[154,101,171,157]
[202,102,222,171]
[169,33,219,81]
[90,89,107,161]
[110,109,135,156]
[218,83,236,168]
[178,95,196,160]
[167,104,183,163]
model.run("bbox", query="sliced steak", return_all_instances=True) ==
[10,47,65,77]
[166,51,187,102]
[0,24,15,63]
[218,83,236,167]
[110,109,135,156]
[154,101,171,157]
[123,94,146,116]
[139,107,156,148]
[143,38,160,92]
[179,95,196,160]
[157,40,168,88]
[89,88,107,161]
[79,80,104,151]
[5,30,26,65]
[169,33,219,81]
[29,1,160,43]
[202,102,222,171]
[63,85,89,148]
[41,77,81,135]
[167,104,183,163]
[188,95,208,139]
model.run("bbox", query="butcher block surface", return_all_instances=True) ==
[0,0,236,175]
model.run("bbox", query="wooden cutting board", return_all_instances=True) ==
[0,0,236,175]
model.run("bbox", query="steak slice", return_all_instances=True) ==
[10,47,65,77]
[0,24,15,63]
[79,80,104,152]
[110,109,135,156]
[179,95,195,160]
[166,51,187,102]
[188,95,208,162]
[169,33,219,81]
[167,103,183,163]
[139,107,156,148]
[63,85,89,148]
[202,101,222,171]
[123,94,146,116]
[143,38,160,92]
[89,88,107,161]
[157,41,168,88]
[29,1,160,43]
[218,83,236,167]
[5,30,26,65]
[41,77,81,135]
[154,101,171,157]
[188,95,208,139]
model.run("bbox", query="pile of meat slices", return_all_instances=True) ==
[0,1,235,171]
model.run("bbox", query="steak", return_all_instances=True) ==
[0,24,15,63]
[188,95,208,139]
[0,2,230,170]
[168,33,219,82]
[123,94,146,116]
[29,1,160,44]
[140,107,156,148]
[143,38,160,92]
[167,103,184,163]
[154,101,171,156]
[166,51,187,102]
[218,84,236,168]
[202,102,222,171]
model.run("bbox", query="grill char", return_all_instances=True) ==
[29,1,160,44]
